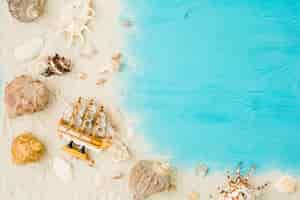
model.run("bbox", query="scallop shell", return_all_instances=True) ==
[129,160,174,200]
[7,0,45,23]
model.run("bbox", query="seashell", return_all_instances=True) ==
[78,72,88,80]
[7,0,45,23]
[5,75,50,118]
[195,163,209,178]
[111,139,131,162]
[96,78,107,86]
[112,172,124,180]
[41,54,72,77]
[129,160,174,200]
[80,43,98,58]
[187,192,200,200]
[14,37,44,62]
[275,176,297,193]
[52,157,73,182]
[111,53,122,72]
[11,133,45,164]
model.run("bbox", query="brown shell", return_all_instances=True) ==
[11,133,45,164]
[5,75,50,118]
[7,0,45,23]
[129,160,173,200]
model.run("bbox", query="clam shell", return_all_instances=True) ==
[7,0,45,23]
[14,37,44,62]
[52,157,73,182]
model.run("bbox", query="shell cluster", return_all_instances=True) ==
[129,160,174,200]
[7,0,45,23]
[11,133,45,164]
[216,164,269,200]
[42,54,72,77]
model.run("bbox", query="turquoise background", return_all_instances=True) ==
[122,1,300,170]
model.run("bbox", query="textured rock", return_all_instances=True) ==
[275,176,297,193]
[14,37,44,61]
[52,157,73,182]
[129,160,174,200]
[7,0,45,23]
[5,75,49,118]
[11,133,45,164]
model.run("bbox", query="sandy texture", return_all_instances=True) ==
[0,0,300,200]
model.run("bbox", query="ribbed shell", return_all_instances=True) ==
[129,160,172,200]
[7,0,45,23]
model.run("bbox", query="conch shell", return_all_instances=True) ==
[11,133,45,164]
[7,0,45,23]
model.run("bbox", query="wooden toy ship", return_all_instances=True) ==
[57,97,113,165]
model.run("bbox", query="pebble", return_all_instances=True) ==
[14,37,44,61]
[52,157,73,182]
[275,176,297,193]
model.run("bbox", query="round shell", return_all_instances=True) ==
[11,133,45,164]
[7,0,45,23]
[5,75,50,118]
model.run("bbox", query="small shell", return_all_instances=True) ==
[7,0,45,23]
[96,78,107,86]
[111,53,122,71]
[42,54,72,77]
[275,176,297,193]
[187,192,200,200]
[52,157,73,182]
[14,37,44,62]
[78,72,88,80]
[195,164,209,178]
[80,43,98,58]
[112,172,124,180]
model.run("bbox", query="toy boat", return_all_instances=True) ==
[57,97,114,165]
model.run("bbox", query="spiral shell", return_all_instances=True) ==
[7,0,45,23]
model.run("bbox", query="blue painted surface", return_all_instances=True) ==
[123,0,300,170]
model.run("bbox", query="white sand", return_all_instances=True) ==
[0,0,300,199]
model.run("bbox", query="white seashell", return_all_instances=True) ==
[80,43,98,58]
[52,157,73,182]
[187,192,200,200]
[195,164,209,178]
[275,176,297,193]
[14,37,44,62]
[111,139,131,162]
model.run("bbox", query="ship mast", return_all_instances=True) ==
[70,97,82,128]
[80,99,95,133]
